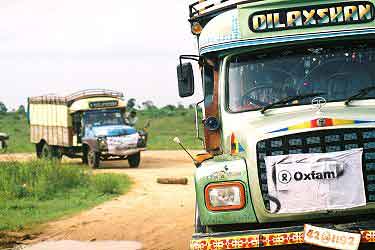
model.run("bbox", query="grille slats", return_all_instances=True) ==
[256,128,375,210]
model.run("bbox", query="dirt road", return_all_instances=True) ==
[2,151,197,250]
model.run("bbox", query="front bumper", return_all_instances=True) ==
[101,147,146,156]
[190,222,375,249]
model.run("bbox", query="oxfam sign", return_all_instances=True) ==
[275,160,340,191]
[264,149,366,214]
[249,1,375,33]
[278,169,336,185]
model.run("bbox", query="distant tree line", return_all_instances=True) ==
[0,102,26,115]
[0,99,196,117]
[126,99,199,118]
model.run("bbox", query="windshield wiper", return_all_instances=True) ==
[261,92,325,114]
[345,86,375,106]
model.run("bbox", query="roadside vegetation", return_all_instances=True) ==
[0,160,132,231]
[138,105,204,150]
[0,103,203,153]
[0,111,33,153]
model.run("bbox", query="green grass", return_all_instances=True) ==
[137,108,204,150]
[0,109,203,154]
[0,113,33,153]
[0,160,132,231]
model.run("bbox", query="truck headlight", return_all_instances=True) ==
[98,137,107,149]
[205,182,245,211]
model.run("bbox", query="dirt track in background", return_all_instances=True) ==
[1,151,198,250]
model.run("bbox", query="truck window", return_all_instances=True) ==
[227,43,375,112]
[83,109,133,137]
[84,109,125,128]
[203,65,214,107]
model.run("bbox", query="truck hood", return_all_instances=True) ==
[91,125,137,137]
[233,105,375,145]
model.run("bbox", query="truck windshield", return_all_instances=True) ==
[84,109,125,127]
[227,43,375,112]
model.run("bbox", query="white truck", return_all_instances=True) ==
[28,89,147,168]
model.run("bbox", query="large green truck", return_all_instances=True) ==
[177,0,375,249]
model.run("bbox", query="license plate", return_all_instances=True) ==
[304,224,361,250]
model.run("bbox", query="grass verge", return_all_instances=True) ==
[0,113,33,153]
[137,108,204,150]
[0,160,132,231]
[0,109,204,153]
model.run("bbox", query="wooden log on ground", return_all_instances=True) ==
[157,177,188,185]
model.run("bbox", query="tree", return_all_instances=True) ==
[142,100,156,110]
[126,98,136,110]
[177,103,185,110]
[163,105,176,111]
[0,102,7,114]
[17,105,26,114]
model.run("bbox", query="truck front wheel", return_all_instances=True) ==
[87,149,100,169]
[128,152,140,168]
[82,146,88,165]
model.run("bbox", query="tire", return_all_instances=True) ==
[41,143,53,159]
[82,146,88,165]
[87,149,100,169]
[128,152,140,168]
[36,143,43,158]
[0,139,6,152]
[40,143,61,160]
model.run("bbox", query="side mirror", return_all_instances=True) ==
[177,62,194,98]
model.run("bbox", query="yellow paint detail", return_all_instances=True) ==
[332,119,355,126]
[288,121,310,130]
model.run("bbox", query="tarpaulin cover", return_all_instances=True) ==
[265,148,366,214]
[107,134,139,155]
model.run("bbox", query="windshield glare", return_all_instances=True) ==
[227,44,375,112]
[84,109,125,127]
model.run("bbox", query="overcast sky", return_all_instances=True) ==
[0,0,202,109]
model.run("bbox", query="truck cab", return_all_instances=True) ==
[178,0,375,249]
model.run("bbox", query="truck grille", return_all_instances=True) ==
[256,128,375,210]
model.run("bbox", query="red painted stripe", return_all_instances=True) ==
[310,119,318,128]
[326,118,333,126]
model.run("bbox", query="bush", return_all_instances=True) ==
[0,161,132,231]
[0,161,130,201]
[0,161,89,200]
[91,174,127,195]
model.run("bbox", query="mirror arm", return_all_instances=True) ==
[179,55,210,69]
[195,99,205,142]
[179,55,216,76]
[179,55,200,79]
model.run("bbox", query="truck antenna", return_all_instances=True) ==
[173,137,198,166]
